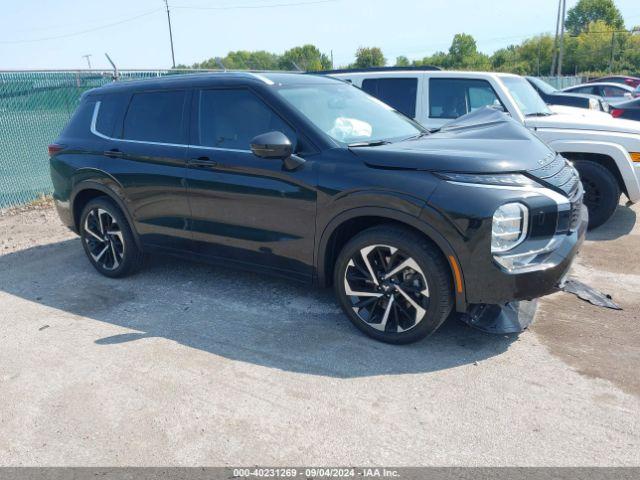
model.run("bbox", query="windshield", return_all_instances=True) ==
[527,76,557,95]
[502,77,552,116]
[276,83,423,145]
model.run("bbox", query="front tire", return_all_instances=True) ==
[333,225,453,344]
[573,160,620,230]
[79,197,144,278]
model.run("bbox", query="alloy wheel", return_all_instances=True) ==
[83,208,125,271]
[343,244,430,333]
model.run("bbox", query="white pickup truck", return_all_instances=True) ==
[329,69,640,228]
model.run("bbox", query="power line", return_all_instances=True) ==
[171,0,339,10]
[0,8,162,44]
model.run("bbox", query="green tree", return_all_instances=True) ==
[564,20,630,73]
[415,51,449,68]
[565,0,624,35]
[447,33,491,70]
[279,44,332,71]
[395,55,410,67]
[353,47,386,68]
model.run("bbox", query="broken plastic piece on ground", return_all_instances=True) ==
[458,300,538,334]
[561,278,622,310]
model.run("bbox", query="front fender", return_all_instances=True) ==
[315,205,467,311]
[547,139,640,202]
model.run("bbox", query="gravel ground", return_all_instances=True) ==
[0,202,639,466]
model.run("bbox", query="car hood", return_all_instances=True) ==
[548,104,612,118]
[550,91,600,101]
[351,108,555,173]
[528,108,640,134]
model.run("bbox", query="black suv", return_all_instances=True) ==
[50,72,587,344]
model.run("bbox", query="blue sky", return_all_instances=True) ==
[1,0,639,69]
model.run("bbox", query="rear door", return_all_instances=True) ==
[101,89,192,249]
[360,77,419,119]
[184,87,318,281]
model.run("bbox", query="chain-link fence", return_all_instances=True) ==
[539,75,585,89]
[0,69,212,209]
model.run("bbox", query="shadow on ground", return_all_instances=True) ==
[0,239,518,378]
[586,203,636,241]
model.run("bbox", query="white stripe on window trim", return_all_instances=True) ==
[89,101,251,153]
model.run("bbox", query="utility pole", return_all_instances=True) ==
[164,0,176,68]
[609,31,616,73]
[550,0,562,76]
[81,54,92,69]
[557,0,566,77]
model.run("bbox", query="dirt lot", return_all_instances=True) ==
[0,202,639,466]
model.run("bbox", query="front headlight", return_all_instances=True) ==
[588,98,599,110]
[436,172,540,187]
[491,203,529,253]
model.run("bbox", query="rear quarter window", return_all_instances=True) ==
[59,97,95,138]
[94,93,128,138]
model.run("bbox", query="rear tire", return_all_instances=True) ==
[333,225,453,344]
[573,160,620,230]
[79,196,144,278]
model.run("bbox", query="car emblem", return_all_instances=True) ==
[538,153,554,166]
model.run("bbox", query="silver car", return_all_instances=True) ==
[563,82,635,103]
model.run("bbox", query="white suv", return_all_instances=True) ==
[329,69,640,229]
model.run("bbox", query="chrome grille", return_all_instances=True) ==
[529,155,580,197]
[529,154,583,231]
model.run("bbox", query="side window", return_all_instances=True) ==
[95,93,127,138]
[429,78,500,119]
[361,78,418,117]
[602,86,626,97]
[197,89,296,150]
[574,86,597,95]
[122,90,186,143]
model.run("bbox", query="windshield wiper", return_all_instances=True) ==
[348,140,391,147]
[404,131,430,141]
[525,112,553,117]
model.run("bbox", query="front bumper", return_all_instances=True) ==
[467,204,588,305]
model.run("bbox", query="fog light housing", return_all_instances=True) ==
[491,203,528,253]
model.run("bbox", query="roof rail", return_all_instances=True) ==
[309,66,441,75]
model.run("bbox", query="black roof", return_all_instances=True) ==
[93,71,341,93]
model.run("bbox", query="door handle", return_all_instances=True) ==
[104,148,122,158]
[190,156,218,168]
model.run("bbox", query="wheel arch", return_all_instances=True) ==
[315,207,467,311]
[71,181,142,250]
[549,140,640,201]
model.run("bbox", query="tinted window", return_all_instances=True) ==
[571,86,597,95]
[361,78,418,117]
[122,90,186,143]
[61,98,95,138]
[197,89,295,150]
[602,86,627,97]
[429,78,500,119]
[95,93,127,137]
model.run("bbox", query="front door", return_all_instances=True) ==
[185,87,318,281]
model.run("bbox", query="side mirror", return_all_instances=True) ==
[250,131,292,159]
[250,131,305,170]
